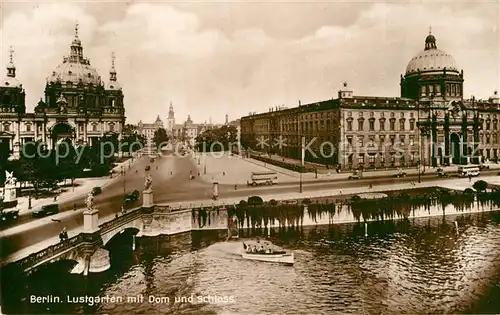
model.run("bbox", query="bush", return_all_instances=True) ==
[464,188,475,194]
[247,196,263,206]
[238,200,248,206]
[473,180,488,192]
[302,198,312,205]
[268,199,278,206]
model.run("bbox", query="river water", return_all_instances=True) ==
[2,210,500,314]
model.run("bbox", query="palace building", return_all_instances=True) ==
[240,30,500,170]
[0,25,126,159]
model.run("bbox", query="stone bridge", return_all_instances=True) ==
[4,194,230,276]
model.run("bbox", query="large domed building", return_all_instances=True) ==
[241,29,500,170]
[0,25,125,158]
[401,30,464,102]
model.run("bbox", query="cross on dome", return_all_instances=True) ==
[75,23,79,39]
[9,46,14,63]
[429,26,432,35]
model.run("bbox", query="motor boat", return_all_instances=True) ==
[241,241,294,265]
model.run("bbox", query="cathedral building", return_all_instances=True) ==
[0,25,125,159]
[240,30,500,170]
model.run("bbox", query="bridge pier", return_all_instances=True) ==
[143,189,154,208]
[132,235,136,251]
[83,209,99,233]
[70,248,110,275]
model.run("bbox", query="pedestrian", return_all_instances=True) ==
[73,203,77,211]
[53,196,57,202]
[468,174,472,182]
[59,231,64,242]
[198,172,200,176]
[62,227,68,241]
[234,184,237,190]
[223,172,225,176]
[369,183,372,189]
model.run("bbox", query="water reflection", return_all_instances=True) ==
[2,212,500,314]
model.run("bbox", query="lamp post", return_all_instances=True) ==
[300,136,305,193]
[417,101,421,183]
[123,179,126,194]
[203,137,207,174]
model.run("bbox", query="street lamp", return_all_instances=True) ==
[300,136,305,193]
[123,179,126,194]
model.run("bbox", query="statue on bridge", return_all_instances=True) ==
[4,170,16,186]
[86,191,95,211]
[144,173,153,191]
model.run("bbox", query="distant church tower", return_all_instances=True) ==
[225,114,229,125]
[167,102,175,134]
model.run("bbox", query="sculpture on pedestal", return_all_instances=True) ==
[3,171,17,202]
[144,173,153,191]
[86,191,95,211]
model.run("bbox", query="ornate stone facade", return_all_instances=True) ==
[0,25,125,158]
[240,31,500,170]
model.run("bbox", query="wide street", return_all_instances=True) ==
[1,150,499,261]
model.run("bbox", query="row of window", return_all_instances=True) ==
[2,122,117,133]
[347,153,418,164]
[347,118,416,132]
[421,84,462,97]
[347,135,416,146]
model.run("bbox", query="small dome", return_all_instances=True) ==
[489,90,500,104]
[106,81,121,91]
[1,76,21,88]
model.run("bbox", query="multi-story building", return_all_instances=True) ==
[0,25,125,158]
[241,31,500,170]
[137,115,163,141]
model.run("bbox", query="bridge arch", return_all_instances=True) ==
[101,224,141,248]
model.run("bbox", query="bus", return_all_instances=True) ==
[247,171,278,186]
[457,164,480,177]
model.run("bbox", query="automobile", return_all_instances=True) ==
[92,186,102,196]
[348,171,362,180]
[394,172,407,178]
[0,201,19,223]
[124,190,140,205]
[32,204,60,217]
[480,162,491,170]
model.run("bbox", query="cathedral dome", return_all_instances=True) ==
[48,59,101,85]
[405,32,459,75]
[47,25,102,86]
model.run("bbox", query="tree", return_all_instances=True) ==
[473,180,488,192]
[153,128,169,151]
[195,125,238,152]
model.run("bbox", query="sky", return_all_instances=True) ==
[0,0,499,125]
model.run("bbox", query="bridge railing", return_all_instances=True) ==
[15,233,85,271]
[99,206,143,232]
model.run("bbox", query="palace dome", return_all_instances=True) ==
[405,33,459,75]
